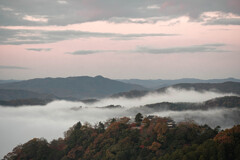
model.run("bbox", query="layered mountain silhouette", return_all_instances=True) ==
[143,96,240,111]
[119,77,240,89]
[0,89,56,101]
[0,76,144,101]
[113,82,240,98]
[158,81,240,94]
[0,76,240,106]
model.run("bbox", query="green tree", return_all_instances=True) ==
[75,121,82,130]
[98,122,105,133]
[135,113,143,123]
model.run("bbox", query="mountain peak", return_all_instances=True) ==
[94,75,105,79]
[0,76,144,100]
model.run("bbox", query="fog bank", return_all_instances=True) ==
[89,88,235,108]
[0,88,239,158]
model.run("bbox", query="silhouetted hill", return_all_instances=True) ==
[0,80,20,84]
[4,115,240,160]
[111,89,149,98]
[0,89,56,101]
[161,81,240,94]
[0,76,144,100]
[113,82,240,98]
[0,98,53,106]
[143,96,240,111]
[205,96,240,108]
[0,89,56,106]
[119,78,240,89]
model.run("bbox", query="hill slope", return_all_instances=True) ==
[143,96,240,111]
[0,89,56,101]
[0,76,144,100]
[119,78,240,89]
[4,116,240,160]
[113,82,240,98]
[163,81,240,94]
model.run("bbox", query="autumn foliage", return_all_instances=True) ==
[3,116,240,160]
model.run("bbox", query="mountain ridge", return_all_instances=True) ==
[112,81,240,98]
[119,77,240,89]
[0,76,145,100]
[4,115,240,160]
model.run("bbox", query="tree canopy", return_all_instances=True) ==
[4,114,240,160]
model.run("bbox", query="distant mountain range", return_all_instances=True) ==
[112,82,240,98]
[159,81,240,94]
[101,96,240,111]
[143,96,240,111]
[0,76,144,101]
[119,78,240,89]
[0,98,53,106]
[0,76,240,106]
[0,80,20,84]
[0,89,56,101]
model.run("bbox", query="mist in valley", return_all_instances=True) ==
[0,88,239,158]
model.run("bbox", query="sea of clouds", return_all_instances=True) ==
[0,88,239,158]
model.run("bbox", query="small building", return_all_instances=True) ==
[166,119,176,128]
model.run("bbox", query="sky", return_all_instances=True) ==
[0,0,240,80]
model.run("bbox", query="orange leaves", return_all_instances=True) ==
[157,134,166,143]
[91,132,98,138]
[154,122,168,135]
[214,125,240,144]
[148,142,161,151]
[139,145,145,149]
[50,138,66,151]
[93,133,104,146]
[143,117,168,137]
[3,145,23,160]
[105,121,120,137]
[67,146,83,159]
[120,117,130,123]
[214,133,232,144]
[142,117,150,127]
[118,137,131,146]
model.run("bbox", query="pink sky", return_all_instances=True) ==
[0,10,240,80]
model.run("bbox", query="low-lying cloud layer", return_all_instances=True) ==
[66,43,227,55]
[0,28,177,45]
[134,43,228,54]
[90,88,235,108]
[0,88,239,158]
[26,48,52,52]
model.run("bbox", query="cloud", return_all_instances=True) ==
[90,88,235,108]
[0,88,239,158]
[205,18,240,25]
[65,43,228,56]
[0,28,177,45]
[66,50,115,55]
[147,5,161,10]
[107,17,162,24]
[0,65,28,70]
[22,15,48,23]
[134,43,228,54]
[1,7,14,11]
[123,33,177,38]
[57,0,68,4]
[0,0,240,26]
[26,48,51,52]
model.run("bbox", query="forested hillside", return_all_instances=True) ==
[112,82,240,99]
[0,76,144,100]
[4,114,240,160]
[119,78,240,89]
